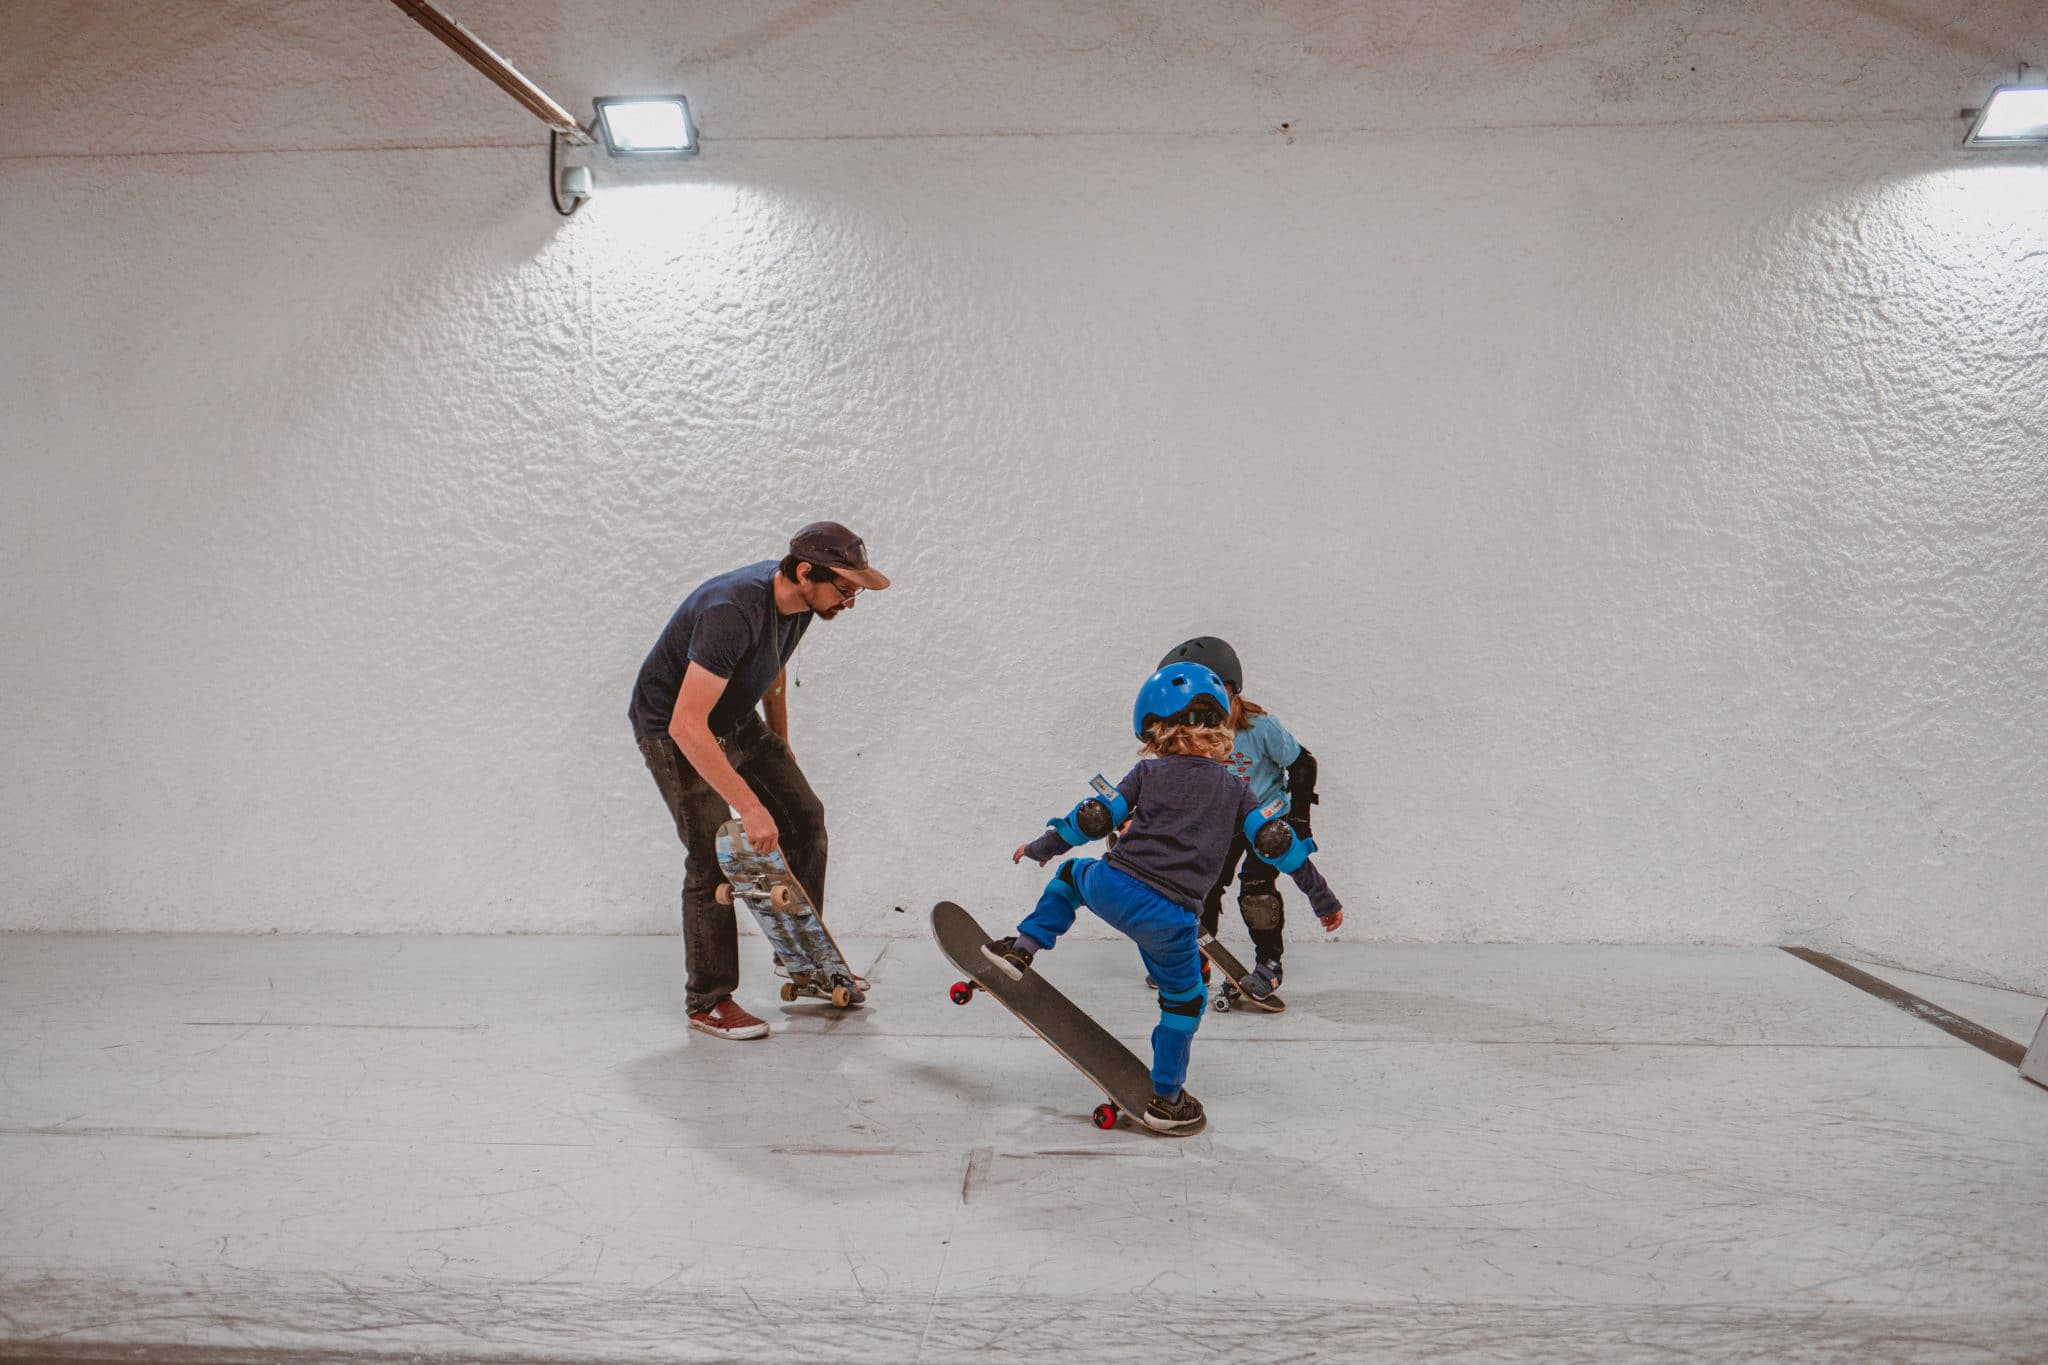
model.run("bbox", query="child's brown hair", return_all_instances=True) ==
[1228,692,1267,733]
[1141,719,1235,763]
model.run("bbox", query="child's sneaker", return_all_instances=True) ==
[1242,959,1283,1001]
[981,936,1036,980]
[688,998,770,1040]
[1143,1089,1206,1134]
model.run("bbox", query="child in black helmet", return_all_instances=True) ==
[1158,637,1344,1002]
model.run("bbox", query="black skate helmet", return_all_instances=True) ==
[1158,636,1241,695]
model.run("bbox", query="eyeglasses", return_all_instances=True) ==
[815,573,860,606]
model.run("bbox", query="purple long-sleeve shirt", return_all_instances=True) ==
[1024,755,1265,911]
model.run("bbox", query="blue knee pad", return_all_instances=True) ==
[1045,859,1086,911]
[1157,983,1206,1034]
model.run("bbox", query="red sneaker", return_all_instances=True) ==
[689,999,770,1040]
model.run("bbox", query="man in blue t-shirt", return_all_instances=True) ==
[631,522,890,1040]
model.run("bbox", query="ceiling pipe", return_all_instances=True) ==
[388,0,592,145]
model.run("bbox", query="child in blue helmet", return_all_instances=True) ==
[983,662,1295,1134]
[1158,637,1345,1002]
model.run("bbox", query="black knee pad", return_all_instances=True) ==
[1157,986,1205,1034]
[1239,888,1284,931]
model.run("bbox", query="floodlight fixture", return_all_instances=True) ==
[1962,66,2048,148]
[386,1,701,217]
[592,96,700,157]
[550,97,698,216]
[1964,86,2048,147]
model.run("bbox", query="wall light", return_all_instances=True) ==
[593,96,699,158]
[1963,67,2048,149]
[388,1,699,217]
[553,98,698,215]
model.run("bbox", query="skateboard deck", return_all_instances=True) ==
[932,900,1203,1135]
[1199,931,1286,1013]
[716,820,865,1007]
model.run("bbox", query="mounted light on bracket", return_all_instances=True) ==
[1962,64,2048,148]
[387,1,698,217]
[552,98,697,215]
[592,96,699,158]
[551,98,696,216]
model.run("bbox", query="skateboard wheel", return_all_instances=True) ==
[714,883,733,905]
[1213,994,1231,1012]
[769,885,794,908]
[1092,1103,1119,1131]
[949,981,975,1006]
[779,982,798,1003]
[830,985,853,1008]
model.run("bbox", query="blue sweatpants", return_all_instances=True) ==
[1014,857,1206,1097]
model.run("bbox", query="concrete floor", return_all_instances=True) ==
[2,931,2045,1363]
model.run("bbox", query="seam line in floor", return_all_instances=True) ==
[1781,946,2025,1067]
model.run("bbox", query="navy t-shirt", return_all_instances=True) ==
[1025,755,1265,911]
[629,561,812,739]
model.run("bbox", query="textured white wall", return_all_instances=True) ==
[3,3,2044,991]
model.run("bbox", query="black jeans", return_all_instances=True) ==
[1199,833,1285,964]
[637,713,829,1013]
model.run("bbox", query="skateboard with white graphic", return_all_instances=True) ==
[716,820,864,1008]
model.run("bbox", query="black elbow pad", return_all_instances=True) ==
[1286,747,1319,806]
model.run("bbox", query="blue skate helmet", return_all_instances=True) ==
[1132,663,1231,738]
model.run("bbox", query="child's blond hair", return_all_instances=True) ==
[1141,719,1235,763]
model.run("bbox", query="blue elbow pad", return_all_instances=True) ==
[1049,774,1130,846]
[1244,796,1313,874]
